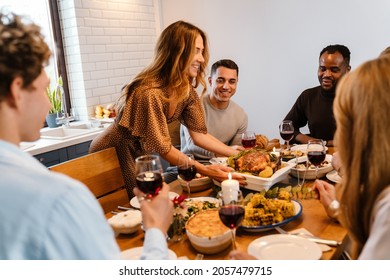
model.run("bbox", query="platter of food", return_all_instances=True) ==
[241,191,302,232]
[281,144,329,161]
[175,197,219,222]
[288,154,333,180]
[212,148,294,191]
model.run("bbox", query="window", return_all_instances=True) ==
[2,0,70,112]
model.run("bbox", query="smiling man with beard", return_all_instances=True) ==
[283,45,351,147]
[180,59,247,160]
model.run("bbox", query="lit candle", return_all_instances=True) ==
[271,147,280,158]
[221,172,239,193]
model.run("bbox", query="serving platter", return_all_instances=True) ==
[211,157,295,191]
[290,144,329,154]
[288,154,333,180]
[241,200,302,233]
[247,234,322,260]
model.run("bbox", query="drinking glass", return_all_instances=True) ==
[307,139,326,179]
[241,131,256,149]
[135,155,163,198]
[177,154,197,198]
[279,120,294,150]
[217,189,245,250]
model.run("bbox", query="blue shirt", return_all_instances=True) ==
[0,140,167,260]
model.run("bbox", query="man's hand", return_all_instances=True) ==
[229,249,257,260]
[134,183,174,234]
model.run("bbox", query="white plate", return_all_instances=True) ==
[130,191,179,209]
[121,247,177,260]
[288,154,333,180]
[247,234,322,260]
[326,170,342,183]
[241,200,302,232]
[290,144,328,153]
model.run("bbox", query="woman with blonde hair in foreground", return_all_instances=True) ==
[230,55,390,260]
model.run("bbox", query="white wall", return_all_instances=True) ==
[160,0,390,139]
[59,0,158,120]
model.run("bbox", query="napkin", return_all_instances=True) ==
[289,228,331,252]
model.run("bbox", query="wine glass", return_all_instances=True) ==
[217,189,245,250]
[279,120,294,150]
[135,155,163,198]
[307,139,326,179]
[241,131,256,149]
[177,154,197,198]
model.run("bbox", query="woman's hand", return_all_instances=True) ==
[312,179,337,218]
[331,152,342,176]
[198,164,247,186]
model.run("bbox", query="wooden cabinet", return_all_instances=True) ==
[34,140,92,167]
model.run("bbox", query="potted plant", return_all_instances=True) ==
[45,76,63,127]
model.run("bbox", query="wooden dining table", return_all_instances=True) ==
[106,147,348,260]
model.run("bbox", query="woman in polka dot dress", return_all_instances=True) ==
[90,21,245,198]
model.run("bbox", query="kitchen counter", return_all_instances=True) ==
[21,120,110,156]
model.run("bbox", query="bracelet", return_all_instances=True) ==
[328,200,340,219]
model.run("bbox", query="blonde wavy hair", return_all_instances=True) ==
[334,55,390,258]
[116,21,209,114]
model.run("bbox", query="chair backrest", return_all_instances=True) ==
[49,147,128,213]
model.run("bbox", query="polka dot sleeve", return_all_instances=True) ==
[118,86,171,155]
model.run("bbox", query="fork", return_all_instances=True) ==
[117,206,135,211]
[275,227,341,247]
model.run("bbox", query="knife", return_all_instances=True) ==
[302,235,341,247]
[275,226,341,247]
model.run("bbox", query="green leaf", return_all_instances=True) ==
[46,76,63,114]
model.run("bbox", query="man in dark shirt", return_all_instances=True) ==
[284,44,351,147]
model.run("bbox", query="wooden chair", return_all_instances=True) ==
[49,147,129,213]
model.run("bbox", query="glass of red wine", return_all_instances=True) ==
[241,131,256,149]
[279,120,294,150]
[177,154,197,198]
[307,139,326,179]
[135,155,163,199]
[217,189,245,250]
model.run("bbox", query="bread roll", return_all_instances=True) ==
[255,134,269,148]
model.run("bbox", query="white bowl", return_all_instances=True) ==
[107,210,142,234]
[288,154,333,180]
[177,174,213,192]
[185,209,231,254]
